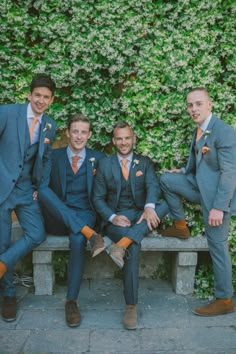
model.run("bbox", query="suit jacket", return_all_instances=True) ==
[0,103,56,205]
[185,115,236,214]
[48,146,105,209]
[93,153,161,222]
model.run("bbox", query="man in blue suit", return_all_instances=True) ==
[93,121,169,330]
[160,87,236,316]
[0,74,56,321]
[39,113,105,327]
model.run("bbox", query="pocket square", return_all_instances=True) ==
[44,138,50,144]
[202,146,210,154]
[136,170,143,177]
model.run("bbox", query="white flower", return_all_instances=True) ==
[132,159,139,168]
[89,157,96,166]
[203,130,211,139]
[43,123,52,132]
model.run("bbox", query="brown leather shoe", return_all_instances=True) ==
[123,305,137,330]
[159,225,190,239]
[107,244,125,268]
[2,296,17,322]
[90,233,106,257]
[193,298,235,316]
[65,301,81,327]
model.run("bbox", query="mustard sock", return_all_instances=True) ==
[174,219,187,229]
[116,237,133,249]
[0,260,7,279]
[81,225,95,240]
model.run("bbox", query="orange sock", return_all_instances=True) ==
[221,298,232,304]
[174,219,187,229]
[116,237,133,249]
[0,260,7,279]
[81,225,95,240]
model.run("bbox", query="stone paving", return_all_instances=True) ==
[0,279,236,354]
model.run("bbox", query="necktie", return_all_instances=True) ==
[196,127,203,142]
[72,155,80,174]
[29,117,39,143]
[121,159,129,180]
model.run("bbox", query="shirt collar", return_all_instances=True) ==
[117,152,133,164]
[67,146,86,160]
[199,113,212,132]
[27,103,43,124]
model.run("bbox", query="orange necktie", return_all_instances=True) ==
[72,155,80,174]
[121,159,129,180]
[29,117,39,143]
[196,127,203,142]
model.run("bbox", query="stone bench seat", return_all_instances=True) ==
[32,232,208,296]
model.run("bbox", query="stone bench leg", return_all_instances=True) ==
[33,251,55,295]
[171,252,198,295]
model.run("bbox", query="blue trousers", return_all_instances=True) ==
[105,200,169,304]
[39,188,96,300]
[160,172,233,298]
[0,187,45,297]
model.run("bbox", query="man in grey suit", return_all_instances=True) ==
[39,113,105,327]
[93,121,168,329]
[0,74,56,322]
[160,87,236,316]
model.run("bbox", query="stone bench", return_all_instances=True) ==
[32,232,208,296]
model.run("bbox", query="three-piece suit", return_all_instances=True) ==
[160,115,236,298]
[93,153,168,304]
[0,103,56,296]
[39,147,105,300]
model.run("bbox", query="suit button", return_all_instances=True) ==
[19,165,22,168]
[12,179,16,183]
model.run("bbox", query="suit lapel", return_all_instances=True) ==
[130,154,139,199]
[18,104,28,158]
[57,148,68,196]
[86,148,94,199]
[196,116,217,167]
[111,155,121,204]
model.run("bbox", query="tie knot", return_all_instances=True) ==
[196,127,203,142]
[121,158,128,167]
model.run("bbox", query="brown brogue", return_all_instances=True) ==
[2,296,17,322]
[107,244,125,268]
[123,305,137,330]
[193,298,235,317]
[159,225,190,239]
[90,233,106,257]
[65,301,81,327]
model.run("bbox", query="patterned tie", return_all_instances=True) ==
[72,155,80,174]
[121,159,129,180]
[196,127,203,142]
[29,117,39,143]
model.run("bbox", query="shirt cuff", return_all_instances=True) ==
[144,203,155,209]
[109,214,117,222]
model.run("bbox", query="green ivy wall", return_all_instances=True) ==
[0,0,235,290]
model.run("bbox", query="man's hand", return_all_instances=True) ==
[137,207,160,231]
[33,191,38,201]
[208,208,224,227]
[112,215,131,227]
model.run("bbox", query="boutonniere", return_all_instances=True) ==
[136,170,143,177]
[202,146,211,154]
[44,138,50,144]
[89,157,96,167]
[93,168,96,176]
[43,123,52,132]
[203,130,211,139]
[132,159,139,168]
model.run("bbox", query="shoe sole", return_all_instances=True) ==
[192,308,235,316]
[161,234,190,239]
[110,254,124,268]
[2,316,16,322]
[66,321,81,327]
[91,245,106,258]
[124,325,137,330]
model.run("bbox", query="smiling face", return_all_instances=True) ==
[28,87,54,117]
[66,121,92,154]
[186,90,212,126]
[112,126,136,158]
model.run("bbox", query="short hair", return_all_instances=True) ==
[30,74,56,95]
[67,113,92,131]
[187,87,211,100]
[112,120,133,136]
